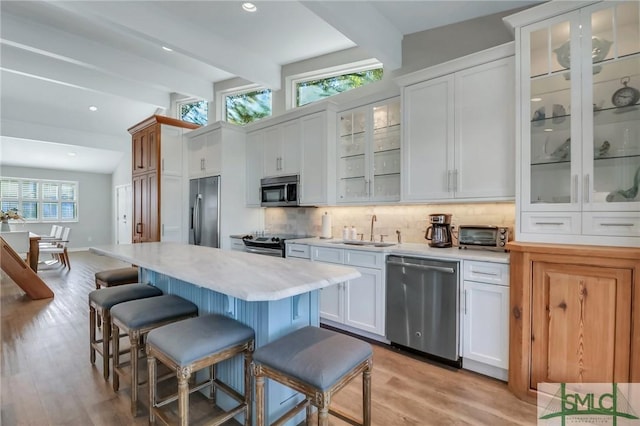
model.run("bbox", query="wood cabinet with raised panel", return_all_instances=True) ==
[507,241,640,403]
[128,115,199,243]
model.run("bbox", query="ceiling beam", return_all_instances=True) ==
[301,1,403,71]
[1,44,169,108]
[1,12,213,101]
[47,1,282,90]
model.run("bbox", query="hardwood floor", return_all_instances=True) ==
[1,251,537,425]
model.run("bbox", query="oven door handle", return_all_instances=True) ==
[244,247,282,257]
[387,260,455,274]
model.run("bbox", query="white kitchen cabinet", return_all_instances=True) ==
[505,1,640,246]
[285,243,310,259]
[462,260,509,381]
[245,131,264,207]
[337,97,401,203]
[263,120,300,177]
[187,129,221,179]
[245,101,338,206]
[398,45,515,203]
[311,245,386,339]
[299,111,336,206]
[160,125,188,242]
[229,236,247,252]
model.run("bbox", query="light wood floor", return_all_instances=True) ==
[1,251,537,425]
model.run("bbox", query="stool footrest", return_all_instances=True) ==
[272,399,310,426]
[155,378,215,408]
[329,408,364,426]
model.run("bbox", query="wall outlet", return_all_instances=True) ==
[87,236,92,242]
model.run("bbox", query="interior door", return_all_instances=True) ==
[116,184,132,244]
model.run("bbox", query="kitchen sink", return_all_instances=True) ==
[330,241,396,248]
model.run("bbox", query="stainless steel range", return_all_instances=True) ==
[241,234,309,257]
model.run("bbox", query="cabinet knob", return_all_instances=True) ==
[512,306,521,320]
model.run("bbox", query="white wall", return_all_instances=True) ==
[1,165,113,249]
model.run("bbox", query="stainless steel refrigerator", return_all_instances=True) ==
[189,176,220,248]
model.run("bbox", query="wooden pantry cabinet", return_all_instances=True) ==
[507,241,640,403]
[128,115,199,243]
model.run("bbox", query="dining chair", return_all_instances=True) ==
[39,225,63,247]
[40,227,71,269]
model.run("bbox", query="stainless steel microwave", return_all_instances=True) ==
[458,225,510,251]
[260,175,299,207]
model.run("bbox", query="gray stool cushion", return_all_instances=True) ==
[253,326,372,391]
[111,295,198,330]
[95,267,139,285]
[89,283,162,309]
[147,314,255,366]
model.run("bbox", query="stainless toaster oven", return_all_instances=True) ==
[458,225,510,251]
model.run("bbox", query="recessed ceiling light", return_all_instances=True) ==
[544,128,553,132]
[88,105,98,112]
[242,2,257,12]
[68,152,77,157]
[162,46,173,52]
[531,97,542,102]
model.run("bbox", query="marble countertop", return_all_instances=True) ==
[286,238,510,264]
[89,242,360,302]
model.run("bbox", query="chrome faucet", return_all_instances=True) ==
[370,214,377,241]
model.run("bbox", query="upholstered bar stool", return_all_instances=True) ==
[111,295,199,416]
[146,314,255,426]
[89,283,163,380]
[252,326,373,426]
[95,266,139,290]
[94,267,140,328]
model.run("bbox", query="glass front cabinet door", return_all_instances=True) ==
[337,98,401,203]
[516,1,640,245]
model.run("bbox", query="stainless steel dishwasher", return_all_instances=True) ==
[386,255,460,366]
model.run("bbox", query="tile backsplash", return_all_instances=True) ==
[264,202,515,244]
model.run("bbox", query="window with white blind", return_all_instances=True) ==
[0,177,78,222]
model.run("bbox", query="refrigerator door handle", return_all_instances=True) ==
[193,194,202,245]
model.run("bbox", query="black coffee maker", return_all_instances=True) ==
[425,213,453,248]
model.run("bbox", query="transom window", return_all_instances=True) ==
[0,177,78,222]
[178,99,208,125]
[223,88,272,125]
[289,60,384,108]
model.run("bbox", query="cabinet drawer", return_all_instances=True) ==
[286,243,310,259]
[344,250,384,269]
[521,212,581,235]
[463,261,509,286]
[312,246,344,264]
[229,238,246,252]
[582,212,640,238]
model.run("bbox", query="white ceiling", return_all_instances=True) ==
[0,1,537,174]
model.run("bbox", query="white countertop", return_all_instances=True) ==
[286,238,510,264]
[89,242,360,302]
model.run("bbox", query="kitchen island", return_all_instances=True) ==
[90,242,360,425]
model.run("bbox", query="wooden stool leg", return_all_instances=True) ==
[102,309,111,381]
[177,367,192,426]
[112,322,120,391]
[148,353,157,425]
[363,364,372,426]
[209,364,216,401]
[130,331,140,417]
[255,375,265,426]
[306,404,314,424]
[89,305,96,365]
[244,349,252,426]
[318,406,330,426]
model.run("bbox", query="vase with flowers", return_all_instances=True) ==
[1,208,23,232]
